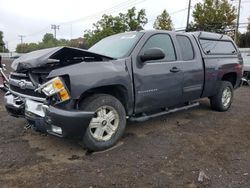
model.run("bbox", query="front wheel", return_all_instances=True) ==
[79,94,126,151]
[210,81,234,112]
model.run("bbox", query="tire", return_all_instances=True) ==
[210,81,234,112]
[79,94,126,151]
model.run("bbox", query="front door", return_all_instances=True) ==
[133,33,183,113]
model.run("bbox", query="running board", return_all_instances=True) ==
[129,102,200,122]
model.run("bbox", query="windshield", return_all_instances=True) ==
[89,32,143,59]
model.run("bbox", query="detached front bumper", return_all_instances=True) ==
[4,92,94,138]
[45,106,94,137]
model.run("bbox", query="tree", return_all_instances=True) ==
[0,31,9,52]
[238,33,250,48]
[16,33,87,53]
[16,33,58,53]
[84,14,127,47]
[84,7,148,48]
[16,43,30,53]
[238,17,250,48]
[191,0,236,33]
[0,31,5,52]
[42,33,56,44]
[153,9,173,30]
[124,7,148,31]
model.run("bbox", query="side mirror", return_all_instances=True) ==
[140,48,165,62]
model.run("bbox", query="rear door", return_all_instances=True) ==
[176,34,204,102]
[132,33,184,113]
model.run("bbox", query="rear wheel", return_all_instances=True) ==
[79,94,126,151]
[210,81,233,112]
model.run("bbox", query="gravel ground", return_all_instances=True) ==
[0,60,250,188]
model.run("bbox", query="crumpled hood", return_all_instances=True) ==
[12,46,114,71]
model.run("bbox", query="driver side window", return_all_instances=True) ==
[143,34,176,62]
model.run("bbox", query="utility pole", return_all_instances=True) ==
[186,0,192,32]
[5,41,8,50]
[234,0,241,44]
[18,35,25,53]
[18,35,25,44]
[70,23,73,40]
[51,24,60,39]
[4,41,8,52]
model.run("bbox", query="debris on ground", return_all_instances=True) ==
[198,170,209,183]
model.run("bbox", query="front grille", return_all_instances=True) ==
[9,72,46,99]
[10,72,29,80]
[10,85,46,98]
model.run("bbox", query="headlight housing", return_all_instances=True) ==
[36,77,70,102]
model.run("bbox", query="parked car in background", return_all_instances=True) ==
[4,30,243,151]
[243,53,250,85]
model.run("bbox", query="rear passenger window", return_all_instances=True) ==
[176,35,194,61]
[142,34,176,62]
[199,39,237,55]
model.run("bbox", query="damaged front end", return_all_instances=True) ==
[5,90,94,137]
[4,47,111,137]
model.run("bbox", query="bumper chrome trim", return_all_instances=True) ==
[10,72,27,77]
[4,93,24,109]
[25,99,46,117]
[4,92,47,118]
[9,78,35,90]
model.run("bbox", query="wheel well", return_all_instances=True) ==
[78,85,129,114]
[221,72,237,88]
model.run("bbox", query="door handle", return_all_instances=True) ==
[170,67,180,73]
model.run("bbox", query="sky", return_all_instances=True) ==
[0,0,249,51]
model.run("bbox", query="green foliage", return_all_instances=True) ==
[238,32,250,48]
[0,31,4,51]
[239,18,250,48]
[84,7,148,48]
[16,43,31,53]
[84,15,126,48]
[125,7,148,31]
[16,33,86,53]
[15,7,148,52]
[42,33,57,44]
[0,31,9,52]
[191,0,236,33]
[153,9,173,30]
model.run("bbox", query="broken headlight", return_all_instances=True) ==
[36,77,70,102]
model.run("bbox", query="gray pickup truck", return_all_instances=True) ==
[4,30,243,151]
